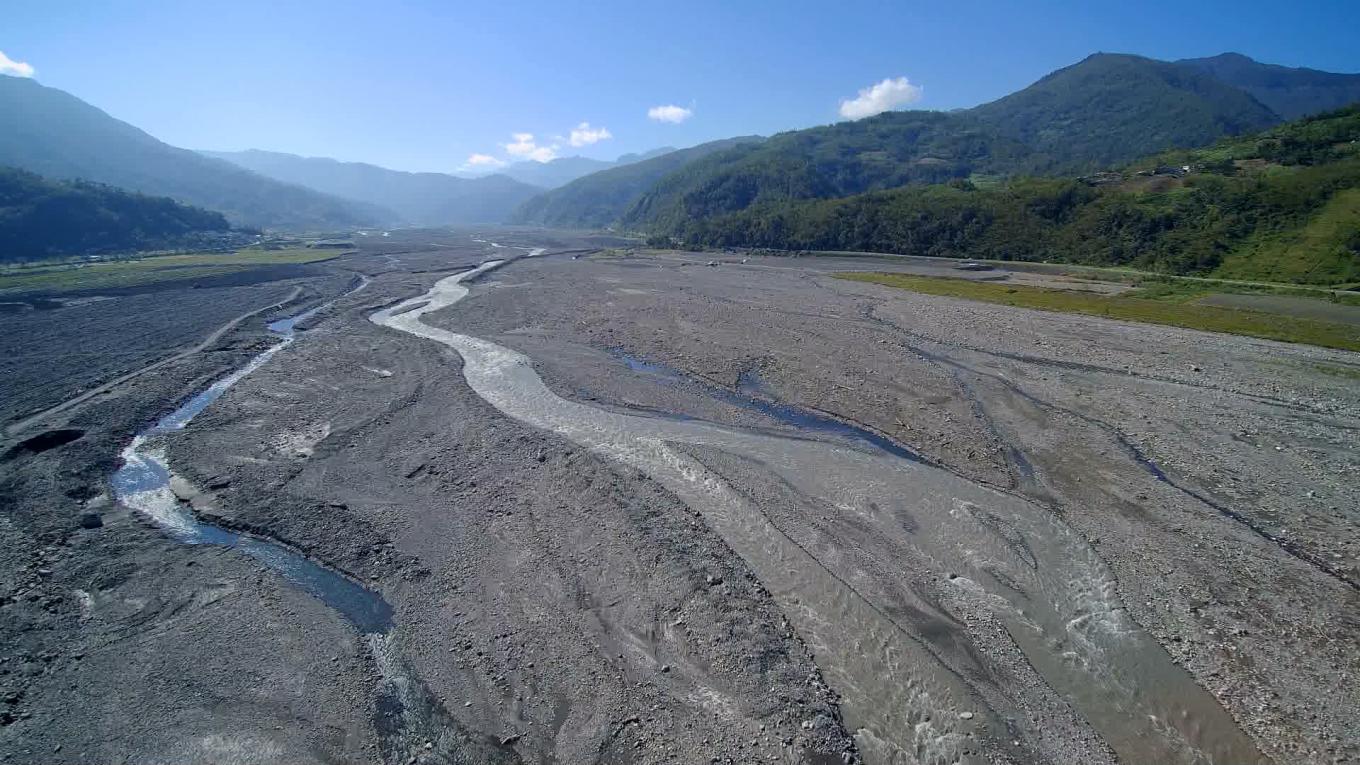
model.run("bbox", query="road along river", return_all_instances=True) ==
[371,250,1269,765]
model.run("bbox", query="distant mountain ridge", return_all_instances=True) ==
[5,49,1356,239]
[970,52,1281,167]
[1176,52,1360,120]
[511,51,1360,231]
[202,149,540,226]
[496,147,677,189]
[0,76,389,231]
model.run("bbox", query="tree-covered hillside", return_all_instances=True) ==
[617,113,1039,231]
[970,53,1280,168]
[1177,52,1360,121]
[0,167,235,262]
[511,138,763,228]
[516,52,1347,232]
[675,106,1360,285]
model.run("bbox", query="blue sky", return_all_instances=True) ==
[5,0,1359,173]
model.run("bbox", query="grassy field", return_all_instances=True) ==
[1213,188,1360,285]
[1126,276,1360,307]
[804,248,1360,300]
[836,271,1360,352]
[0,247,347,294]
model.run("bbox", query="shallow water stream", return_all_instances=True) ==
[111,277,394,634]
[371,249,1268,765]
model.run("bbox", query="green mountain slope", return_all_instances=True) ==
[511,138,763,228]
[676,106,1360,285]
[0,77,390,230]
[1177,52,1360,121]
[619,115,1037,231]
[971,53,1281,168]
[537,52,1302,231]
[0,166,233,262]
[203,149,540,225]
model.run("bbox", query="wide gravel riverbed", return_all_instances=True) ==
[3,231,1355,764]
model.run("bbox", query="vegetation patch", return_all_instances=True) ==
[672,107,1360,286]
[1307,361,1360,381]
[1125,276,1360,306]
[835,271,1360,352]
[0,166,234,262]
[0,247,347,294]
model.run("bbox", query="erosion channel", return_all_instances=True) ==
[108,277,519,764]
[369,246,1268,765]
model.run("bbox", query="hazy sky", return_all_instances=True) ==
[5,0,1359,173]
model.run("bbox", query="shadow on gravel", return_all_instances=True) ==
[609,348,927,464]
[3,428,84,460]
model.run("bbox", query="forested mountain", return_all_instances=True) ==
[617,54,1286,232]
[512,138,763,228]
[616,115,1038,231]
[0,166,235,262]
[0,76,389,231]
[514,52,1360,233]
[1177,52,1360,120]
[203,149,540,225]
[672,106,1360,285]
[970,53,1280,167]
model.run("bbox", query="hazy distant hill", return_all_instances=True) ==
[0,166,234,262]
[500,156,612,189]
[1177,52,1360,120]
[971,53,1281,167]
[0,76,388,231]
[499,147,676,189]
[203,149,540,225]
[512,139,762,228]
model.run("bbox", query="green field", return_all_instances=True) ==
[836,271,1360,352]
[1123,275,1360,307]
[1212,188,1360,285]
[800,249,1360,305]
[0,247,347,294]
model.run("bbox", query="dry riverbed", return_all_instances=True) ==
[1,232,1356,764]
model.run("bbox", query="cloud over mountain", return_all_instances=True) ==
[648,104,693,123]
[839,76,922,119]
[503,132,557,162]
[0,51,34,78]
[569,122,612,147]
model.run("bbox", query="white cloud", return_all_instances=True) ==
[504,132,536,156]
[0,51,35,78]
[648,104,693,124]
[464,153,506,168]
[838,76,923,120]
[503,132,557,162]
[569,121,612,147]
